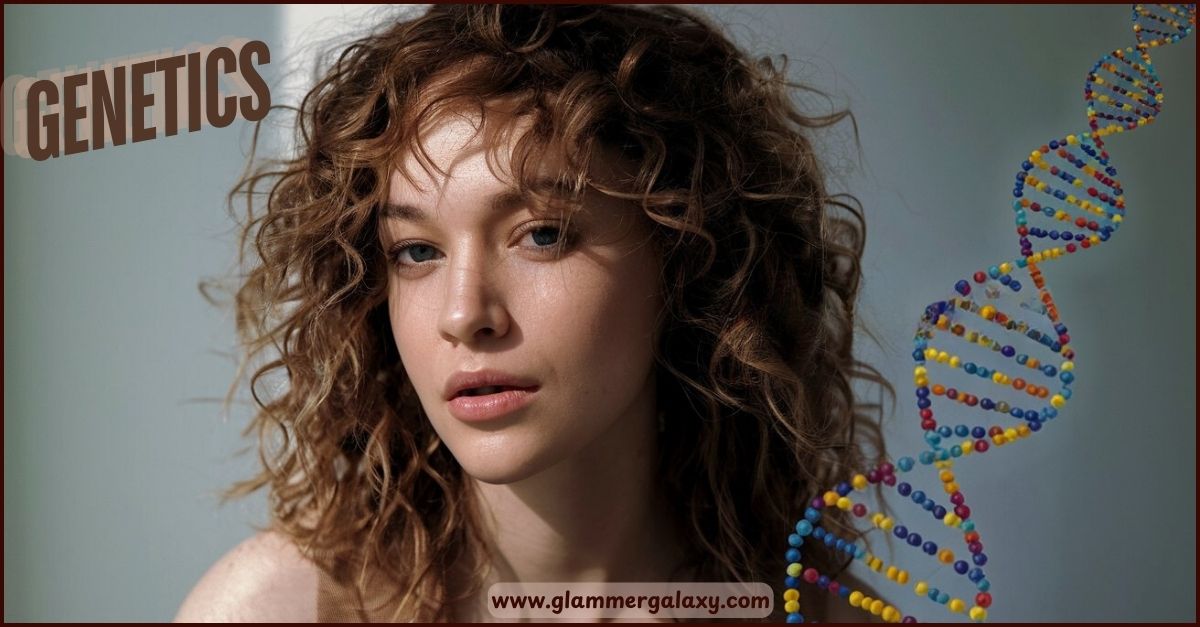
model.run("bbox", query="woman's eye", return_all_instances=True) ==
[526,226,563,248]
[391,243,443,266]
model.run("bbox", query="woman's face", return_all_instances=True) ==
[380,112,664,484]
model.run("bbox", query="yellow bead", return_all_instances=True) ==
[852,474,868,490]
[969,606,988,622]
[914,366,927,377]
[979,305,996,320]
[870,599,884,616]
[944,513,960,527]
[999,262,1011,274]
[1051,394,1066,409]
[897,570,909,584]
[784,589,800,602]
[849,591,864,608]
[944,482,959,494]
[992,372,1005,384]
[823,491,838,506]
[785,600,800,613]
[939,470,955,482]
[837,496,852,511]
[1004,428,1018,440]
[787,563,802,577]
[924,348,938,360]
[949,356,961,368]
[882,606,898,622]
[872,513,885,526]
[880,517,895,531]
[860,596,872,610]
[915,582,929,596]
[937,350,950,363]
[870,558,883,572]
[886,565,898,580]
[949,599,965,613]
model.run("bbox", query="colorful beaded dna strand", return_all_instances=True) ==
[781,5,1196,623]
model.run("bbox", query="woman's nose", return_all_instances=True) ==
[437,253,511,346]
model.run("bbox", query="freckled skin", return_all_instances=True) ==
[380,113,664,485]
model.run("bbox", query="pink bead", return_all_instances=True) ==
[803,568,820,584]
[950,492,965,505]
[954,504,971,519]
[852,503,867,517]
[882,475,897,486]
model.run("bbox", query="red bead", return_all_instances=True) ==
[988,426,1003,437]
[828,581,841,595]
[1081,239,1092,249]
[1066,243,1077,253]
[974,440,989,453]
[950,492,965,505]
[803,568,820,584]
[964,531,980,543]
[1017,226,1029,236]
[852,503,868,517]
[973,271,987,283]
[920,409,933,419]
[1074,217,1087,227]
[976,593,992,608]
[921,420,937,430]
[883,475,897,487]
[954,504,971,519]
[1059,333,1070,344]
[968,541,983,554]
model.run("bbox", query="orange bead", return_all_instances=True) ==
[932,384,946,396]
[1012,378,1026,390]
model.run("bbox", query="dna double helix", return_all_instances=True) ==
[782,5,1196,623]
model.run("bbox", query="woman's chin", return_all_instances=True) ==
[449,439,564,485]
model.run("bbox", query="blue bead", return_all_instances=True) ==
[988,265,1000,279]
[1016,354,1028,365]
[938,425,952,438]
[968,568,985,582]
[932,505,947,519]
[796,520,813,536]
[927,587,940,601]
[954,560,970,575]
[923,541,938,555]
[813,526,825,539]
[972,426,987,438]
[917,397,931,409]
[840,586,851,598]
[964,362,977,374]
[788,533,803,547]
[978,579,991,592]
[951,445,963,457]
[805,507,821,523]
[1024,409,1039,420]
[894,525,909,539]
[835,538,846,551]
[855,546,866,559]
[955,425,969,437]
[785,576,798,588]
[973,552,988,566]
[817,575,830,589]
[1043,365,1057,376]
[824,533,836,547]
[1029,420,1043,432]
[1010,407,1023,418]
[925,432,942,446]
[1010,280,1022,292]
[787,612,803,623]
[962,520,975,532]
[936,449,950,461]
[898,457,914,472]
[907,533,922,547]
[836,482,852,497]
[922,500,935,512]
[919,451,935,465]
[980,398,995,411]
[1061,371,1075,384]
[786,548,801,562]
[937,591,950,604]
[955,280,971,296]
[912,490,926,504]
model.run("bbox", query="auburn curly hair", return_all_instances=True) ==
[221,4,892,622]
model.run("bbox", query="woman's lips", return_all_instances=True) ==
[447,386,539,423]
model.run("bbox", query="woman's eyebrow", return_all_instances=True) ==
[380,181,578,223]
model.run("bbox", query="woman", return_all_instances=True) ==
[177,4,888,622]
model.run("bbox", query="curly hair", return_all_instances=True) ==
[222,4,892,622]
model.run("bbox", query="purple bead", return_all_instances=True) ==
[882,475,896,487]
[902,616,918,623]
[950,492,965,505]
[968,541,983,554]
[879,462,894,475]
[811,498,825,509]
[897,482,912,497]
[955,280,971,296]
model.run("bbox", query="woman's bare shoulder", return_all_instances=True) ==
[174,530,319,622]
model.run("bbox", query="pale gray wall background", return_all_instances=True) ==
[4,5,1194,622]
